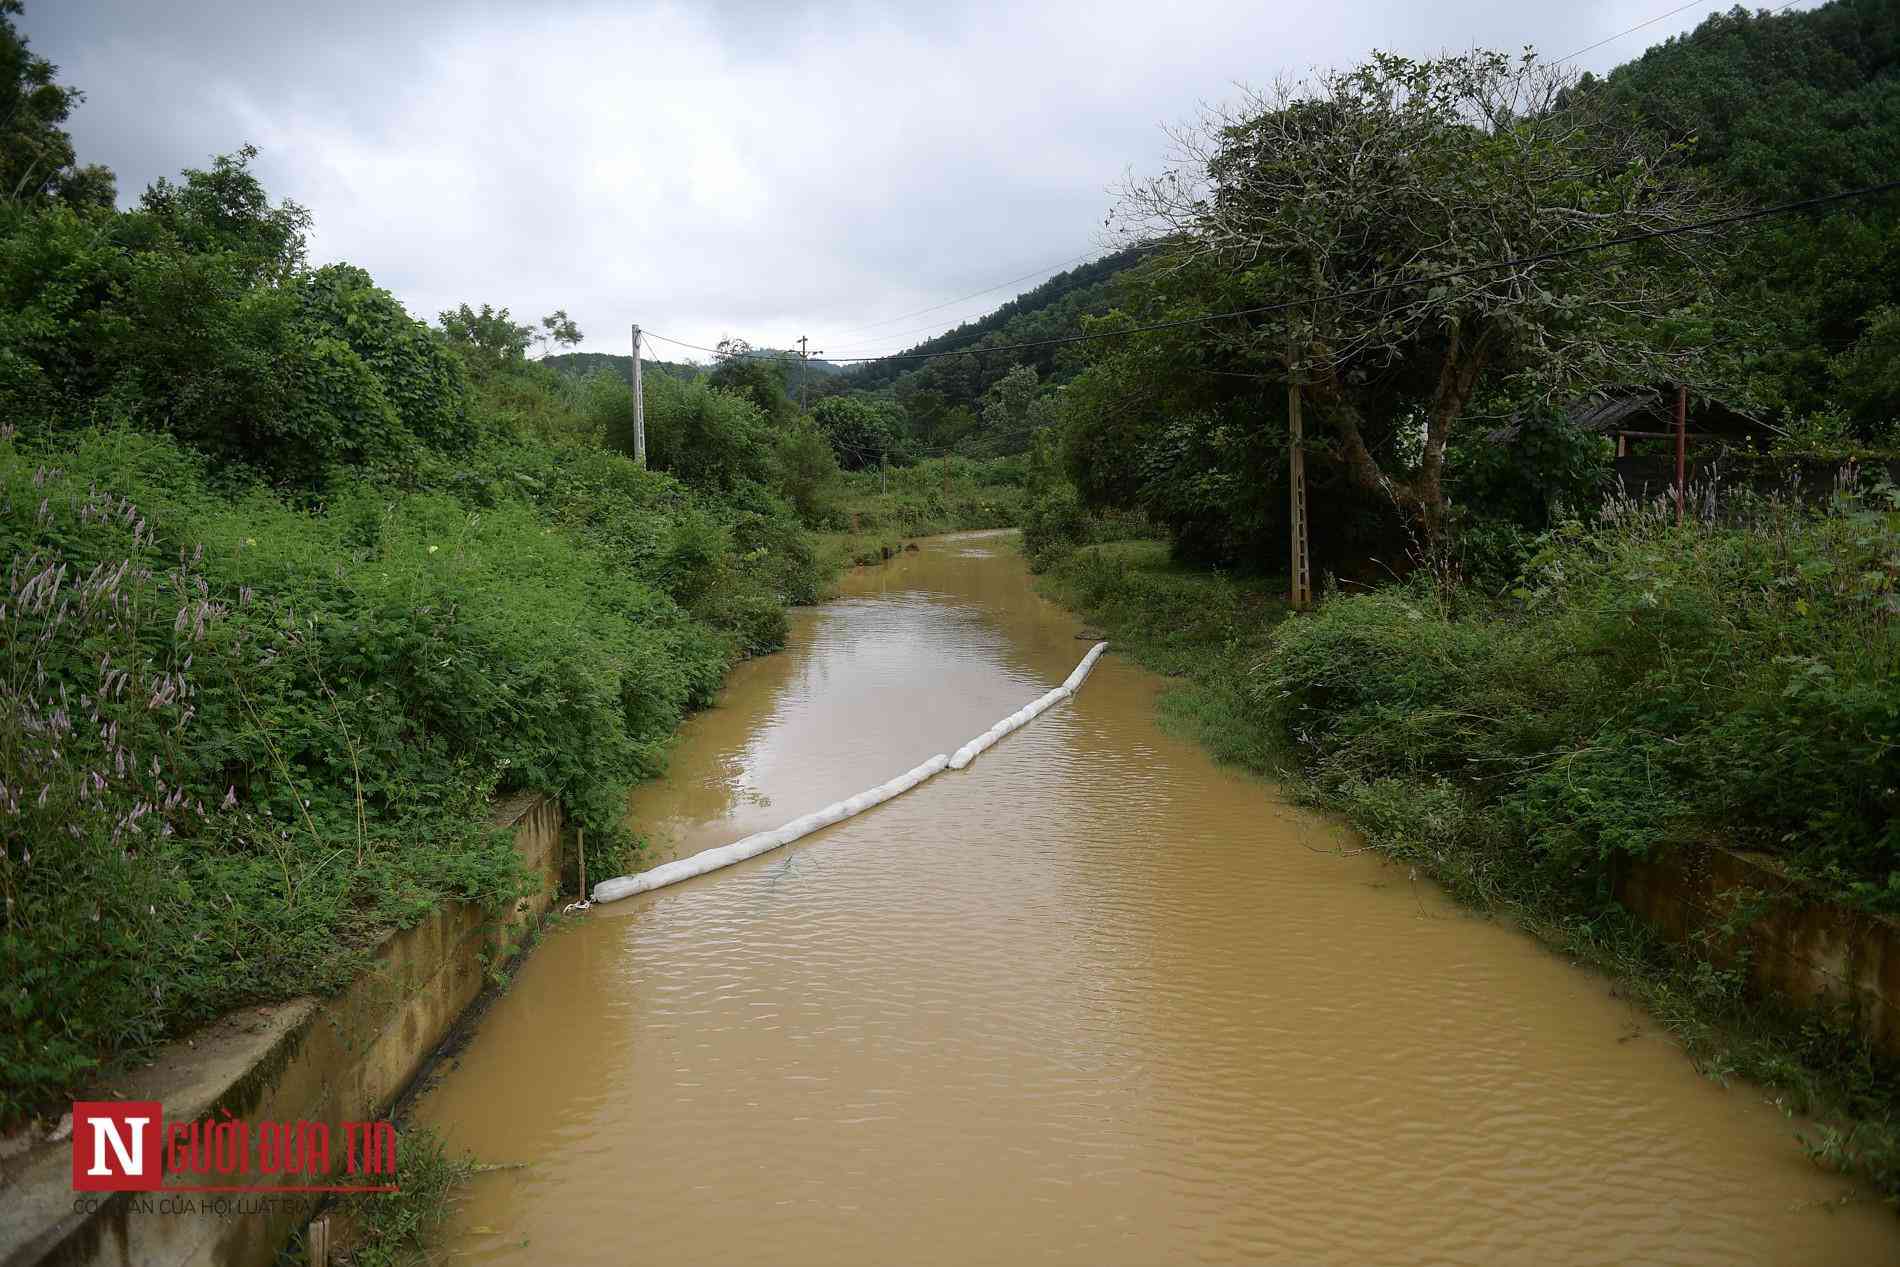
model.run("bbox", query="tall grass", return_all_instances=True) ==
[827,456,1030,538]
[0,422,817,1125]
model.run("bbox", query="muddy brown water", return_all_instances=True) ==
[415,531,1896,1265]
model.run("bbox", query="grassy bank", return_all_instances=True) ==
[1038,541,1287,771]
[815,456,1031,571]
[1034,500,1900,1203]
[0,418,823,1127]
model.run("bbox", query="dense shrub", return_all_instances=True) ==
[0,420,806,1123]
[0,151,486,488]
[641,372,775,495]
[1259,482,1900,909]
[1020,481,1090,567]
[1019,480,1158,571]
[0,124,824,1130]
[773,415,839,526]
[827,456,1028,536]
[811,396,903,470]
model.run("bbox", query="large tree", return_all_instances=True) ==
[1112,49,1724,546]
[0,1,113,210]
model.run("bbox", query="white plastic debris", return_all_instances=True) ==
[588,641,1110,904]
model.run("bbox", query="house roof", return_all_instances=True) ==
[1486,387,1761,444]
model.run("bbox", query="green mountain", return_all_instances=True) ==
[1587,0,1900,424]
[544,349,847,384]
[542,351,702,383]
[842,247,1150,408]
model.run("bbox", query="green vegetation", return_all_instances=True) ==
[814,457,1027,567]
[1263,486,1900,912]
[9,0,1900,1210]
[1010,0,1900,1203]
[1596,0,1900,430]
[291,1126,477,1267]
[0,7,831,1124]
[1038,542,1283,771]
[843,248,1147,413]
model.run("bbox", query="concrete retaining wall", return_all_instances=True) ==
[1617,845,1900,1060]
[0,793,564,1267]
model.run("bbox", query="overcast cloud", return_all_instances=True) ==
[18,1,1791,360]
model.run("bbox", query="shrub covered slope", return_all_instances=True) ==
[0,146,824,1124]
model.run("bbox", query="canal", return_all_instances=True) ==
[414,531,1894,1264]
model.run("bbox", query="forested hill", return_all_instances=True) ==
[836,0,1900,445]
[544,349,847,383]
[842,246,1150,402]
[1596,0,1900,202]
[1588,0,1900,420]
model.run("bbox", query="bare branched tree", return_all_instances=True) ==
[1111,49,1728,545]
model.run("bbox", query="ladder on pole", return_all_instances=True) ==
[1288,348,1312,610]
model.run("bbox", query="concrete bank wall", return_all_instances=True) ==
[0,793,564,1267]
[1617,845,1900,1061]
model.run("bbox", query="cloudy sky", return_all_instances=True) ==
[19,1,1797,360]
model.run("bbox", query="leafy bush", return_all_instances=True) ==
[1258,480,1900,909]
[643,372,775,495]
[812,395,902,470]
[0,133,827,1133]
[0,414,816,1123]
[1021,481,1090,568]
[773,415,838,527]
[1020,480,1157,571]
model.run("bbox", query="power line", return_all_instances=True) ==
[644,0,1847,374]
[1553,0,1804,67]
[642,177,1900,367]
[1554,0,1722,66]
[638,330,796,361]
[815,0,1818,364]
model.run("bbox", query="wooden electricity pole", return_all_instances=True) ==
[1287,339,1312,611]
[1674,383,1688,527]
[630,324,647,468]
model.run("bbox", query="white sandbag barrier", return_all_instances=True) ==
[590,642,1109,904]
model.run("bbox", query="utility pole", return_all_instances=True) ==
[1674,383,1688,527]
[630,323,647,468]
[796,335,822,411]
[1287,335,1312,611]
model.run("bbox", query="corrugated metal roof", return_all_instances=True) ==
[1484,387,1743,443]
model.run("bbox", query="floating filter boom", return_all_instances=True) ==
[590,642,1108,903]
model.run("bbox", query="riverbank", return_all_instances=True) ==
[815,457,1030,572]
[1036,535,1900,1205]
[0,414,825,1130]
[0,795,560,1267]
[403,530,1893,1263]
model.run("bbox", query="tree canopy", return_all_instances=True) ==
[1104,49,1721,544]
[0,0,112,211]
